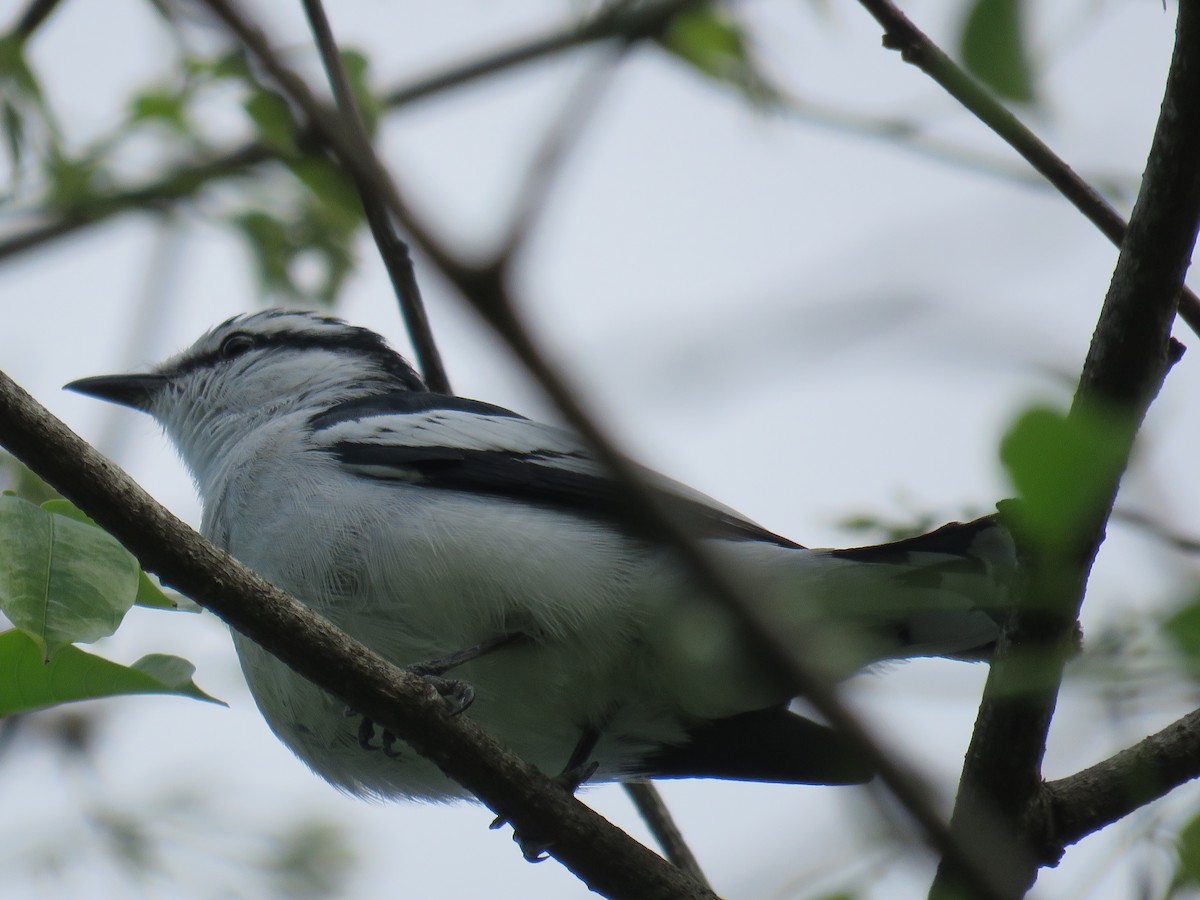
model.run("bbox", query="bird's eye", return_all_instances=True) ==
[219,333,256,360]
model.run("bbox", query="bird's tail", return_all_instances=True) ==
[822,514,1016,664]
[646,515,1017,722]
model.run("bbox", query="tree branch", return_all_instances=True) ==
[6,0,64,41]
[853,0,1200,338]
[300,0,450,393]
[931,2,1200,896]
[0,368,716,900]
[623,781,711,887]
[0,0,697,267]
[0,143,275,263]
[1044,707,1200,854]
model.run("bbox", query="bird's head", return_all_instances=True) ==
[66,309,425,475]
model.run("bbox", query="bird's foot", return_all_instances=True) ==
[412,673,476,716]
[489,760,600,861]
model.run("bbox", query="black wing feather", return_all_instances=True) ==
[318,393,799,548]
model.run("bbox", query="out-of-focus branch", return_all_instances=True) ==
[195,1,1008,896]
[623,781,711,887]
[930,2,1200,896]
[494,43,626,264]
[300,0,450,393]
[7,0,64,41]
[1044,707,1200,854]
[0,0,697,267]
[0,143,274,263]
[0,369,717,900]
[853,0,1200,339]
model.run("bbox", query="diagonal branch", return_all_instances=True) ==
[0,368,716,900]
[300,0,450,393]
[6,0,64,41]
[1044,707,1200,854]
[930,2,1200,896]
[492,41,626,265]
[853,0,1200,338]
[624,780,711,887]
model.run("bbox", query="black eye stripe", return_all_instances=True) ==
[219,332,258,359]
[164,328,427,390]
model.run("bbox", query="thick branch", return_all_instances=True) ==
[0,370,715,900]
[854,0,1200,337]
[1045,707,1200,853]
[931,3,1200,897]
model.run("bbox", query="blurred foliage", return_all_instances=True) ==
[958,0,1036,103]
[661,5,781,105]
[1168,812,1200,898]
[265,819,358,899]
[0,742,358,899]
[1000,405,1128,560]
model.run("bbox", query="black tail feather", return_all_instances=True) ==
[640,706,874,785]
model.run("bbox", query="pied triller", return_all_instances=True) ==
[67,309,1014,801]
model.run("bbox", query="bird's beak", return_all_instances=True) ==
[64,373,168,411]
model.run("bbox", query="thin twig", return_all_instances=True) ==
[0,0,698,267]
[1112,508,1200,556]
[194,2,1007,896]
[623,781,712,887]
[493,42,627,264]
[853,0,1200,338]
[0,143,275,263]
[300,0,450,393]
[381,0,696,110]
[930,1,1200,895]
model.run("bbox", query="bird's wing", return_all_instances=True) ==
[308,392,800,548]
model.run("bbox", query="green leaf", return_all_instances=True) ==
[287,156,363,231]
[38,499,194,611]
[0,629,224,715]
[999,405,1127,555]
[1165,595,1200,662]
[0,495,138,659]
[2,99,24,174]
[661,7,778,106]
[234,210,299,297]
[960,0,1035,103]
[1172,811,1200,891]
[129,654,223,703]
[244,89,299,156]
[135,570,201,612]
[130,87,190,132]
[0,34,43,100]
[46,150,103,213]
[339,48,380,136]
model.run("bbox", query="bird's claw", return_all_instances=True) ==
[414,673,475,716]
[352,711,406,757]
[554,760,599,794]
[489,759,599,862]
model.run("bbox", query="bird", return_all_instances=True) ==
[66,309,1015,803]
